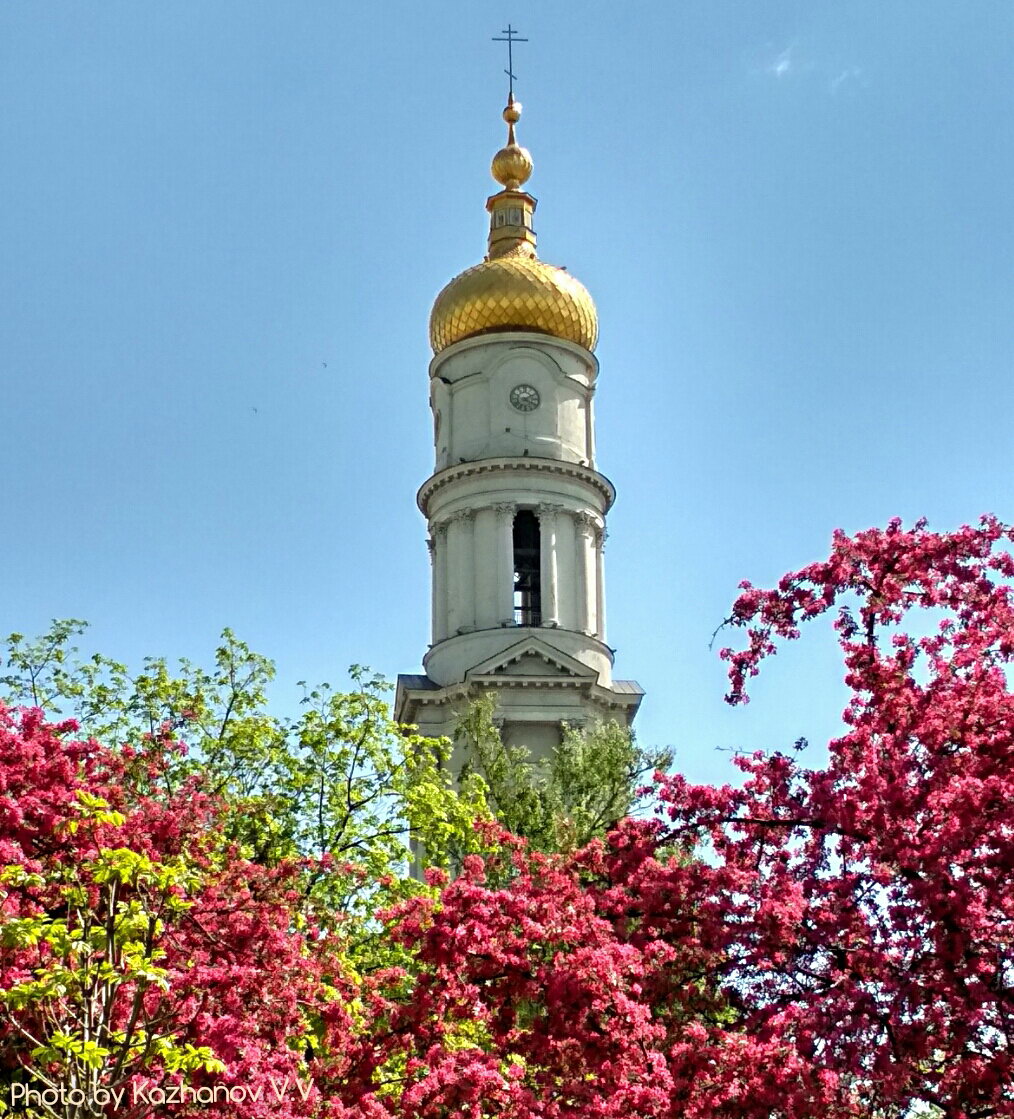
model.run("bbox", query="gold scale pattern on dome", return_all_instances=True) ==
[429,98,598,354]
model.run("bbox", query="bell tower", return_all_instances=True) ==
[395,92,642,757]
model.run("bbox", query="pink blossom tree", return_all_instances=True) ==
[0,707,360,1118]
[378,517,1014,1119]
[4,516,1012,1119]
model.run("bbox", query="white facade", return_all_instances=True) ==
[396,329,642,757]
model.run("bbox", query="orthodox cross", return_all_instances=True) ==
[492,24,528,100]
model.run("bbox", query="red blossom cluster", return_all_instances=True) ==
[0,707,358,1118]
[2,517,1012,1119]
[376,517,1014,1118]
[663,515,1014,1117]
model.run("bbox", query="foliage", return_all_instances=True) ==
[5,515,1012,1118]
[0,625,488,925]
[647,514,1014,1118]
[456,693,671,853]
[0,645,677,1118]
[371,516,1014,1118]
[0,623,661,916]
[0,707,356,1119]
[378,829,738,1119]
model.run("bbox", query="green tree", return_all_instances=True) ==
[0,622,487,932]
[0,622,669,911]
[1,808,226,1118]
[455,693,671,852]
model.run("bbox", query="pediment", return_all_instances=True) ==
[465,637,598,683]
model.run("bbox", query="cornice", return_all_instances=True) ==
[427,329,600,378]
[423,625,614,663]
[398,676,643,710]
[417,456,615,516]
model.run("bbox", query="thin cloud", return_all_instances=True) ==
[768,46,794,79]
[829,67,866,95]
[752,43,867,97]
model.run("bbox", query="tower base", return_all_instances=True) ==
[396,633,643,763]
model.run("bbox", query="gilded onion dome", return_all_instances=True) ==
[429,98,598,355]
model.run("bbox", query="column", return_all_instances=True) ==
[574,512,597,635]
[494,503,516,626]
[473,507,497,629]
[538,503,561,628]
[595,525,608,643]
[430,522,449,642]
[446,509,475,634]
[555,510,577,629]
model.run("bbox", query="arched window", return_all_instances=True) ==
[512,510,541,626]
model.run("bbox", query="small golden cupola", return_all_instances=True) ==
[429,96,598,354]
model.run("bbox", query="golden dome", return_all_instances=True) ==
[430,247,598,353]
[429,96,598,355]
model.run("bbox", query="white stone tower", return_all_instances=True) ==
[395,94,642,757]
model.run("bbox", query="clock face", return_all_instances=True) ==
[510,384,541,413]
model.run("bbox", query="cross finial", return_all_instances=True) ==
[492,24,528,101]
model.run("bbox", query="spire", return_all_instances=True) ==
[491,23,527,103]
[486,25,537,260]
[486,97,538,259]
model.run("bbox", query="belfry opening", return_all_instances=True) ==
[512,510,541,627]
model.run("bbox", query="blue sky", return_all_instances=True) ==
[3,2,1012,787]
